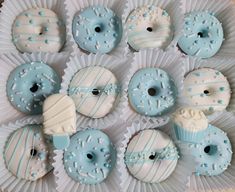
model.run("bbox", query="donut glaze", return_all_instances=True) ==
[72,6,122,54]
[4,124,52,181]
[189,125,232,176]
[12,8,66,53]
[126,5,173,51]
[125,129,179,183]
[172,108,208,143]
[128,68,177,116]
[178,11,223,58]
[184,68,231,115]
[64,129,116,184]
[68,66,120,118]
[6,61,61,115]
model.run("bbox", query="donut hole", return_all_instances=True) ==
[197,30,209,38]
[204,90,210,95]
[204,145,218,156]
[95,26,102,33]
[86,153,95,161]
[149,154,156,160]
[30,83,39,93]
[146,27,153,32]
[92,88,100,96]
[148,88,157,96]
[30,149,38,157]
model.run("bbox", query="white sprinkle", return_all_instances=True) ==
[15,91,23,95]
[86,135,92,142]
[100,168,105,178]
[42,73,56,84]
[11,83,16,90]
[87,173,96,178]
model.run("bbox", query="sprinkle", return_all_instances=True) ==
[86,135,92,142]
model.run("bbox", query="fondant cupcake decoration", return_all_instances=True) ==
[72,6,122,54]
[12,8,66,53]
[178,11,224,58]
[126,5,173,51]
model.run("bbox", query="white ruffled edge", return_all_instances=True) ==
[0,52,70,125]
[121,48,185,126]
[118,120,194,192]
[53,122,126,192]
[64,0,128,58]
[187,111,235,192]
[0,116,57,192]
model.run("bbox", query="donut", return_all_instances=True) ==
[128,68,177,116]
[125,129,179,183]
[64,129,116,184]
[6,61,61,115]
[178,11,224,58]
[189,124,232,176]
[12,8,66,53]
[184,68,231,115]
[126,5,173,51]
[3,124,52,181]
[172,108,208,143]
[72,6,122,54]
[68,66,120,118]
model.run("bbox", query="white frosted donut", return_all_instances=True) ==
[12,8,66,53]
[125,129,179,183]
[4,124,52,181]
[184,68,231,115]
[126,5,173,51]
[68,66,120,118]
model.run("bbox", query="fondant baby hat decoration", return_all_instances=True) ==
[43,94,76,150]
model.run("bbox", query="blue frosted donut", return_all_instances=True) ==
[178,12,224,58]
[72,6,122,54]
[6,61,61,115]
[64,129,116,184]
[189,125,232,176]
[128,68,177,116]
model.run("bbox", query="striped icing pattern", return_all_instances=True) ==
[4,125,52,181]
[43,94,76,135]
[126,5,173,51]
[68,66,120,118]
[184,68,231,115]
[125,130,179,183]
[12,8,66,53]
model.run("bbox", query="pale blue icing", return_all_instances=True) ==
[53,135,70,150]
[174,124,206,143]
[64,129,116,184]
[189,125,232,176]
[178,11,224,58]
[128,68,177,116]
[125,145,179,165]
[72,6,122,54]
[6,61,61,115]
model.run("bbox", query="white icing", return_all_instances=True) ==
[43,94,76,135]
[12,8,65,53]
[172,108,208,132]
[184,68,231,115]
[126,5,173,51]
[68,66,119,118]
[125,129,178,183]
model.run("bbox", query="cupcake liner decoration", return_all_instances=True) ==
[60,53,130,128]
[65,0,127,58]
[0,52,70,125]
[123,0,184,54]
[0,0,72,54]
[118,120,194,192]
[121,48,185,125]
[187,112,235,192]
[0,116,56,192]
[178,0,235,59]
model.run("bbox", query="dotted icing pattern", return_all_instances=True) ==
[6,61,61,115]
[4,124,52,181]
[126,5,173,51]
[72,6,122,54]
[125,130,179,183]
[128,68,177,117]
[68,66,120,119]
[189,125,232,176]
[12,8,66,53]
[178,11,224,58]
[184,68,231,115]
[63,129,116,184]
